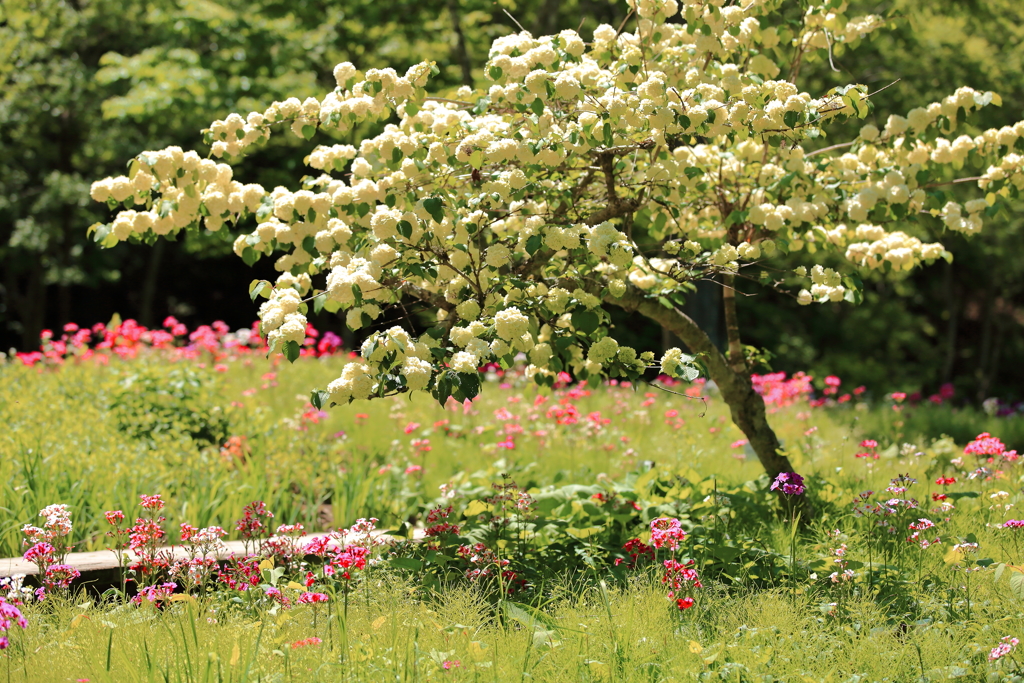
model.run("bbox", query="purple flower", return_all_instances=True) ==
[770,472,805,496]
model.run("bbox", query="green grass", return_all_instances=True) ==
[5,575,1019,683]
[4,354,1024,681]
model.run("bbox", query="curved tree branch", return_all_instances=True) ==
[607,284,810,518]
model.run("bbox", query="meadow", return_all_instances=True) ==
[2,321,1024,682]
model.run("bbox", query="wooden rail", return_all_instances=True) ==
[0,530,425,590]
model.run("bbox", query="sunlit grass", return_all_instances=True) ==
[5,575,1017,682]
[4,354,1024,682]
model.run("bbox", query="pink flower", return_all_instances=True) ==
[23,542,55,565]
[650,518,687,550]
[859,439,878,449]
[891,392,906,402]
[104,510,125,525]
[43,564,80,590]
[964,432,1017,461]
[0,599,28,650]
[290,637,322,649]
[403,422,421,434]
[989,636,1019,661]
[298,592,329,604]
[139,494,165,511]
[730,439,748,449]
[770,472,805,496]
[132,583,176,605]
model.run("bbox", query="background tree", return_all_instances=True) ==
[87,0,1024,480]
[4,0,1023,410]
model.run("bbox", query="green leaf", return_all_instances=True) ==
[1010,571,1024,601]
[525,234,543,255]
[397,220,413,239]
[241,247,260,266]
[488,65,503,80]
[684,167,703,180]
[390,557,423,571]
[570,310,599,335]
[783,110,800,128]
[423,197,444,223]
[92,223,112,245]
[310,390,330,410]
[248,280,270,302]
[530,98,544,116]
[283,340,301,363]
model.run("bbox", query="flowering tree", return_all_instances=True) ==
[89,0,1022,481]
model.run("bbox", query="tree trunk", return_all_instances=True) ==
[721,273,746,374]
[139,239,165,328]
[941,261,958,384]
[7,262,47,351]
[446,0,474,87]
[611,286,811,515]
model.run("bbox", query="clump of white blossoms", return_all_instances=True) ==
[90,0,1019,412]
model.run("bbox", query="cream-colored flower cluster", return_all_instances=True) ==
[89,0,1023,396]
[844,226,946,271]
[258,288,308,348]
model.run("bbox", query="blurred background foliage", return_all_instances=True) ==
[1,0,1022,403]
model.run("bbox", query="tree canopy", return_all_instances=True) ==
[88,0,1024,477]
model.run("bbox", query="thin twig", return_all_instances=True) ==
[823,30,840,73]
[423,97,475,109]
[922,176,982,189]
[648,382,708,417]
[615,9,635,37]
[502,8,526,33]
[804,140,858,158]
[866,78,901,98]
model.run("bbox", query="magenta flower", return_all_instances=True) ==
[770,472,806,496]
[0,598,28,649]
[650,517,687,550]
[23,542,55,564]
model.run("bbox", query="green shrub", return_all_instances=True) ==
[110,364,230,446]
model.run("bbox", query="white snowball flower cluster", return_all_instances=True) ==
[494,307,530,341]
[326,258,386,304]
[258,288,307,348]
[807,265,846,303]
[660,348,688,377]
[845,228,946,271]
[587,337,619,364]
[327,363,376,402]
